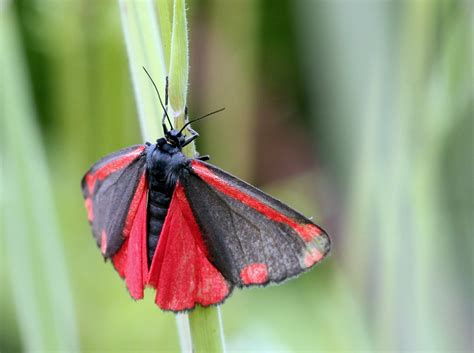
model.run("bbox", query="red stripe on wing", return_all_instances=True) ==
[123,172,147,239]
[111,172,149,299]
[191,161,323,242]
[85,146,145,193]
[147,183,230,311]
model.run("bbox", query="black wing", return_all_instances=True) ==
[181,160,331,287]
[81,145,148,257]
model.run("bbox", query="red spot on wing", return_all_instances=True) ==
[111,172,148,300]
[303,248,323,268]
[86,146,144,193]
[85,198,93,221]
[191,161,322,242]
[147,183,230,311]
[100,230,107,254]
[240,264,268,285]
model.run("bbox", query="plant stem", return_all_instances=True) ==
[119,1,192,352]
[168,0,195,156]
[119,0,225,351]
[156,0,173,72]
[189,306,226,353]
[167,1,225,351]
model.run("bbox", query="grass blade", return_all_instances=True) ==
[119,0,167,141]
[1,2,79,351]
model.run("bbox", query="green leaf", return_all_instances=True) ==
[119,0,167,141]
[1,3,79,351]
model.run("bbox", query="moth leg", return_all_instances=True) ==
[183,127,199,146]
[162,120,169,134]
[196,154,210,161]
[162,76,170,133]
[182,106,200,146]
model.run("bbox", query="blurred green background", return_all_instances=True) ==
[1,0,472,352]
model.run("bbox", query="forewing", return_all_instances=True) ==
[183,160,331,287]
[81,145,148,258]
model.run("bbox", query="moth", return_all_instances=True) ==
[81,71,330,312]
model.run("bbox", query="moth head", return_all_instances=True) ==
[165,129,185,147]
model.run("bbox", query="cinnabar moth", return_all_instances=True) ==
[81,73,330,312]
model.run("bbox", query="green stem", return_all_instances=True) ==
[168,0,188,124]
[119,0,225,351]
[168,0,195,156]
[156,0,173,72]
[119,1,191,351]
[189,306,226,353]
[167,1,225,351]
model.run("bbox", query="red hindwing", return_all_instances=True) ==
[147,183,230,311]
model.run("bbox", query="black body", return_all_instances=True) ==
[145,138,189,264]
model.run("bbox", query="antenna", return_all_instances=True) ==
[179,108,226,134]
[142,67,173,129]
